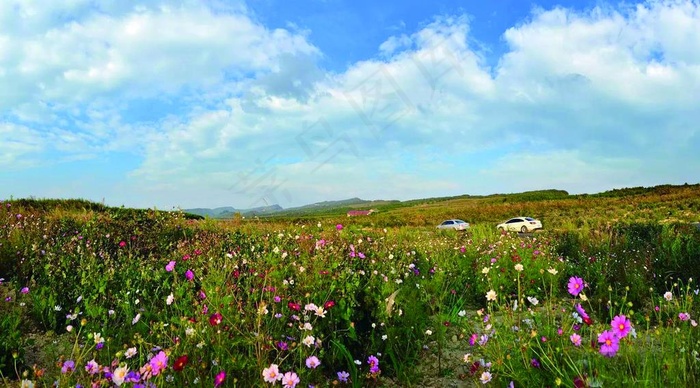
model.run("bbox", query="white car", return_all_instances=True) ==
[497,217,542,233]
[437,219,470,231]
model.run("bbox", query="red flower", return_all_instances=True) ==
[209,312,223,326]
[287,301,301,311]
[173,355,188,372]
[574,375,588,388]
[323,300,336,309]
[583,317,593,326]
[119,241,126,247]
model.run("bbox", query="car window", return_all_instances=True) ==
[455,220,466,224]
[441,221,453,225]
[506,219,519,224]
[525,217,534,221]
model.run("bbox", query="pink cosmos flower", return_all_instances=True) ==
[598,330,620,357]
[165,261,176,272]
[262,364,282,383]
[282,371,300,387]
[20,287,29,294]
[679,312,691,321]
[306,356,321,369]
[336,224,343,231]
[568,276,584,296]
[85,359,100,375]
[149,351,168,376]
[570,333,582,347]
[185,270,194,281]
[611,315,631,338]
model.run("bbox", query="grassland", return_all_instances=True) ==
[1,184,700,387]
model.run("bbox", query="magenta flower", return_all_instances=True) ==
[679,312,691,321]
[149,351,168,376]
[598,330,620,357]
[567,276,584,296]
[20,287,29,294]
[214,370,226,387]
[165,260,176,272]
[336,224,343,231]
[611,315,631,338]
[185,270,194,281]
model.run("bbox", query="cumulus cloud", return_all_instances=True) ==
[2,0,699,208]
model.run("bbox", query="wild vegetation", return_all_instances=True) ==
[1,184,700,387]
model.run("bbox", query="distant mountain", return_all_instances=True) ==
[184,198,390,218]
[184,204,283,218]
[288,197,370,210]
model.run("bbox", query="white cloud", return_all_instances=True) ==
[3,1,700,208]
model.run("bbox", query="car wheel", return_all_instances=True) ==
[521,226,527,233]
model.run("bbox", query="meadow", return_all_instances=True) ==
[2,184,700,387]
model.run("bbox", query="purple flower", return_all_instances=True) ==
[337,371,350,383]
[567,276,584,296]
[20,287,29,294]
[165,261,176,272]
[336,224,343,231]
[367,355,380,374]
[185,270,194,281]
[531,358,540,368]
[575,304,589,319]
[61,360,75,374]
[125,371,141,383]
[679,312,691,321]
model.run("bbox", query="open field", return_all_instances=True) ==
[2,184,700,387]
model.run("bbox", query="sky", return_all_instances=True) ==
[1,0,699,210]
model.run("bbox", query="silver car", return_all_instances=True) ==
[437,219,470,231]
[497,217,542,233]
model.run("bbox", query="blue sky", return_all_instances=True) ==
[1,0,699,209]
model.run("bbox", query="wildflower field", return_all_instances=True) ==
[2,185,700,387]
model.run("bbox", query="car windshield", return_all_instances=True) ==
[525,217,535,221]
